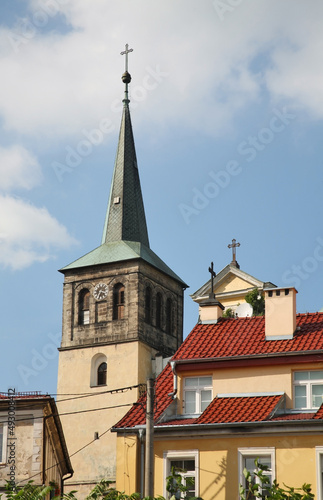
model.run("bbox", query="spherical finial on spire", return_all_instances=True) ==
[122,71,131,84]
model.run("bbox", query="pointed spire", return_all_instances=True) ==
[101,45,149,247]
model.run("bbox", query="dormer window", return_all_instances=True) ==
[184,376,212,415]
[294,371,323,409]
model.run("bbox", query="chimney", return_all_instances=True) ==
[199,296,224,324]
[265,287,297,340]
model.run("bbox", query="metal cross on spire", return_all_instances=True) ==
[121,43,133,73]
[208,261,216,298]
[120,44,133,105]
[228,239,240,267]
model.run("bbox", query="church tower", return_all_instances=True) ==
[57,47,187,496]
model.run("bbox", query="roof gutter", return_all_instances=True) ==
[173,350,323,367]
[114,418,323,435]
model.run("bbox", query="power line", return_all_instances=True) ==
[0,403,134,426]
[15,426,113,486]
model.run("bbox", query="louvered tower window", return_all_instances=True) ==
[113,283,125,320]
[145,287,152,324]
[79,289,90,325]
[156,292,162,328]
[166,298,172,334]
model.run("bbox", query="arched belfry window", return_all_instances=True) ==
[166,297,173,334]
[156,292,162,329]
[79,289,90,325]
[113,283,125,320]
[97,362,107,386]
[145,287,152,324]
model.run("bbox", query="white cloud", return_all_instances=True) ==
[0,145,42,191]
[0,0,322,140]
[0,195,78,270]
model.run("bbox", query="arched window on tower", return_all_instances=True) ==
[113,283,125,320]
[156,292,162,329]
[79,289,90,325]
[145,286,152,324]
[166,297,173,334]
[97,362,107,386]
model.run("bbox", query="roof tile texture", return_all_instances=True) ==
[114,313,323,429]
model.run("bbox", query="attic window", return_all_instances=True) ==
[294,371,323,409]
[184,376,212,414]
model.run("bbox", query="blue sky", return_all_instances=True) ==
[1,0,323,395]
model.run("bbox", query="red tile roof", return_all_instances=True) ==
[114,312,323,430]
[174,313,323,361]
[115,364,173,428]
[196,395,282,424]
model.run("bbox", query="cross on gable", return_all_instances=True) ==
[228,239,240,267]
[208,261,216,298]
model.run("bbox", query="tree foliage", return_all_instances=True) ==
[240,459,314,500]
[244,289,265,316]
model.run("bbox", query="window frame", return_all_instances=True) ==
[90,354,107,388]
[238,447,275,499]
[78,289,90,325]
[166,298,172,334]
[97,362,107,386]
[316,446,323,500]
[163,450,199,500]
[113,283,125,320]
[293,370,323,410]
[145,286,152,324]
[0,421,8,464]
[183,376,213,415]
[156,292,163,329]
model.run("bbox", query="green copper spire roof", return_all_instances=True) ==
[101,102,149,246]
[61,48,187,287]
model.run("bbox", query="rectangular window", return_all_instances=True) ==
[239,448,275,500]
[294,371,323,409]
[0,424,3,463]
[163,450,199,500]
[184,376,212,414]
[0,422,7,464]
[316,447,323,500]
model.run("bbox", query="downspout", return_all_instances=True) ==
[61,472,74,497]
[138,428,145,497]
[168,361,177,399]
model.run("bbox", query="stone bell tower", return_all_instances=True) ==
[56,45,187,496]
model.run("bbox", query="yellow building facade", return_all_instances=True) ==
[114,288,323,499]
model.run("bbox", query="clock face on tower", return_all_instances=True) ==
[93,282,108,301]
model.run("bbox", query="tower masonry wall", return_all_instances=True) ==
[60,259,184,356]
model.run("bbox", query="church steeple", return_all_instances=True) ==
[57,49,187,494]
[101,99,149,246]
[61,47,185,287]
[102,44,149,247]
